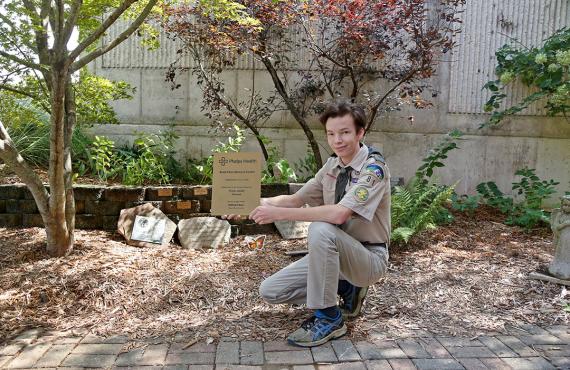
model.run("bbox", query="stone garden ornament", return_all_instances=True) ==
[548,195,570,280]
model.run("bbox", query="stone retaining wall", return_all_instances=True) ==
[0,183,298,235]
[0,179,403,234]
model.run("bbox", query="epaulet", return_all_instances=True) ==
[367,146,385,164]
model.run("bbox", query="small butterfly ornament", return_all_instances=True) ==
[245,235,266,250]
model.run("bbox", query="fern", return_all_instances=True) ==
[391,182,455,244]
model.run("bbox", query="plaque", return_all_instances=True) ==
[178,217,231,249]
[157,188,173,197]
[194,187,209,196]
[117,203,177,248]
[177,201,192,210]
[211,152,262,215]
[131,215,166,244]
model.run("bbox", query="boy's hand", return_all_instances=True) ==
[249,205,280,225]
[221,214,245,221]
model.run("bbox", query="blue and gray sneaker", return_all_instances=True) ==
[339,280,368,319]
[287,311,347,347]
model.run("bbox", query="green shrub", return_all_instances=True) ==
[483,27,570,126]
[187,125,246,185]
[476,168,560,229]
[260,135,297,184]
[451,193,481,215]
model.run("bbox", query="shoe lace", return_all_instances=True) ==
[300,316,317,330]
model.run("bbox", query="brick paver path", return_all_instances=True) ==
[1,324,569,369]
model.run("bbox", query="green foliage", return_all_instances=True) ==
[198,0,261,27]
[294,145,318,183]
[415,129,463,185]
[187,125,246,184]
[123,134,171,185]
[391,130,462,244]
[476,168,560,229]
[391,183,455,243]
[91,136,117,180]
[451,193,481,215]
[483,27,570,126]
[260,135,297,184]
[75,71,135,126]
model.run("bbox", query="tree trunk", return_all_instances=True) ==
[45,68,73,257]
[259,56,323,169]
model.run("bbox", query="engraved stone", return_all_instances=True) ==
[178,217,231,249]
[274,220,311,239]
[117,203,176,247]
[549,195,570,279]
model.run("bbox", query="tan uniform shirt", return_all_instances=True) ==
[296,144,391,244]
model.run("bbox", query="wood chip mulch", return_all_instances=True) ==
[0,206,565,343]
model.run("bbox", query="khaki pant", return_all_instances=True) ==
[259,222,389,309]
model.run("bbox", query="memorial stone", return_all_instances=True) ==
[274,220,311,239]
[117,203,176,247]
[178,217,231,249]
[548,195,570,279]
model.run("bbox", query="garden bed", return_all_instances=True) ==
[0,206,564,344]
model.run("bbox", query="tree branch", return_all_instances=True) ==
[62,0,83,47]
[69,0,156,66]
[22,0,51,64]
[0,120,49,215]
[0,50,44,71]
[365,69,418,133]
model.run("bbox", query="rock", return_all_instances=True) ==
[548,195,570,279]
[274,220,311,239]
[178,217,231,249]
[117,203,176,247]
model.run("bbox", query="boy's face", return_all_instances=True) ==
[325,114,365,165]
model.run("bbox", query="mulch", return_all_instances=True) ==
[0,206,564,344]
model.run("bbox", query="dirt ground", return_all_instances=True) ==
[0,206,565,343]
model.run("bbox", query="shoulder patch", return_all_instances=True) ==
[353,186,369,203]
[369,153,386,164]
[364,163,385,180]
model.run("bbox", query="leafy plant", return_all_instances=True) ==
[91,136,117,180]
[188,124,246,184]
[483,27,570,126]
[476,168,560,229]
[123,134,171,185]
[294,145,318,183]
[451,193,481,215]
[391,130,462,244]
[260,135,297,184]
[415,129,463,185]
[391,183,456,243]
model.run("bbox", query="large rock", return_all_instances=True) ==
[178,217,231,249]
[274,220,311,239]
[548,195,570,279]
[117,203,176,247]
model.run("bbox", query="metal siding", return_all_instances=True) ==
[448,0,569,115]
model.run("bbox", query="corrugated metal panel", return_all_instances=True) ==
[448,0,569,115]
[100,20,330,71]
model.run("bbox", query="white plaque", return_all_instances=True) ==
[131,215,166,244]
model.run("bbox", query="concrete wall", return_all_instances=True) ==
[89,0,570,204]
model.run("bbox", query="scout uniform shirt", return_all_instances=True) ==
[296,144,391,244]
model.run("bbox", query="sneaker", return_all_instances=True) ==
[287,314,347,347]
[340,285,368,319]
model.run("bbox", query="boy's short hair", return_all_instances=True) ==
[319,101,366,131]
